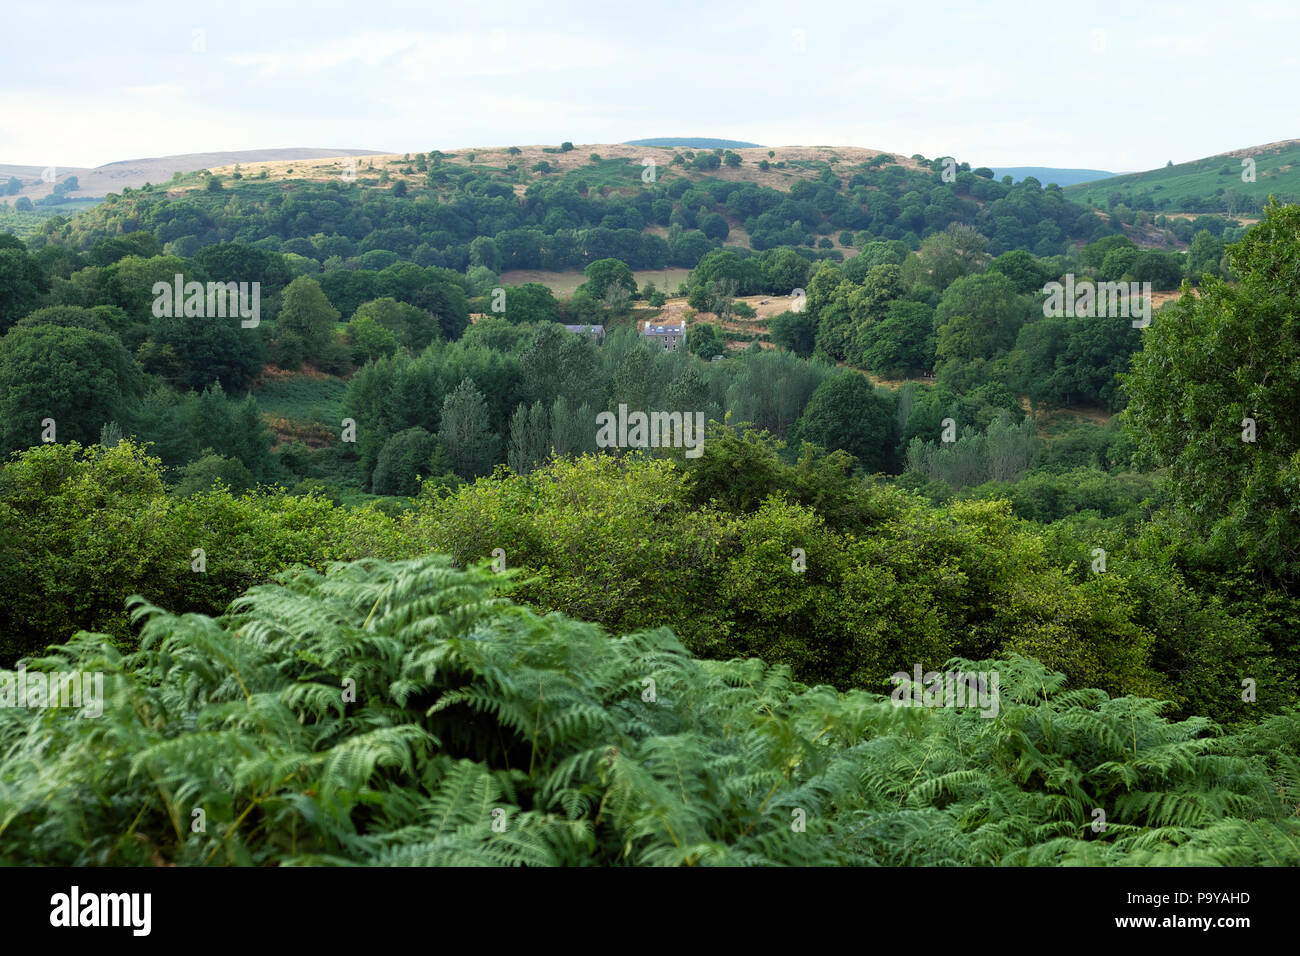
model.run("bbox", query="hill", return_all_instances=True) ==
[1065,138,1300,215]
[44,143,1119,276]
[625,137,763,148]
[991,167,1117,187]
[201,143,929,192]
[0,147,381,203]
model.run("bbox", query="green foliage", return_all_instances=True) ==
[278,276,341,361]
[3,556,1293,866]
[767,310,816,358]
[1124,200,1300,586]
[0,244,49,331]
[438,378,499,480]
[170,453,257,497]
[685,322,724,360]
[790,372,897,473]
[0,322,142,452]
[0,441,391,663]
[372,426,438,496]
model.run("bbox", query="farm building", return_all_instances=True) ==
[641,319,685,351]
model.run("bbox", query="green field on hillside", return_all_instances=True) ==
[1066,141,1300,214]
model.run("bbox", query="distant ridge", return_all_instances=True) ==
[624,138,762,149]
[0,147,382,202]
[991,167,1117,187]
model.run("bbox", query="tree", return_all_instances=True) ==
[859,300,935,377]
[902,223,990,291]
[171,453,256,497]
[372,426,438,496]
[581,258,636,301]
[933,272,1026,363]
[469,236,502,272]
[789,372,898,473]
[1099,245,1140,280]
[703,277,738,322]
[278,276,340,360]
[1082,234,1136,270]
[725,349,828,438]
[438,378,498,479]
[144,296,267,391]
[768,310,816,358]
[0,245,48,331]
[1124,200,1300,585]
[351,297,439,351]
[520,322,600,407]
[191,242,292,295]
[698,212,729,241]
[686,322,724,360]
[1131,251,1184,290]
[988,250,1052,295]
[507,401,549,474]
[762,248,811,293]
[499,283,559,325]
[347,312,399,363]
[0,324,142,452]
[1185,230,1225,282]
[549,396,595,457]
[603,283,632,314]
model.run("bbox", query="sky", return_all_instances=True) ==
[1,0,1294,172]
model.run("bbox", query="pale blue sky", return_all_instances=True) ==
[1,0,1292,171]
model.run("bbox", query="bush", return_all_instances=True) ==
[2,555,1294,866]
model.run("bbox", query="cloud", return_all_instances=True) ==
[226,29,619,81]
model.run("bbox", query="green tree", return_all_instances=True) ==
[934,272,1026,363]
[549,396,595,457]
[1124,200,1300,585]
[902,224,990,292]
[372,426,438,496]
[347,312,398,363]
[1185,230,1225,282]
[351,297,439,351]
[507,401,550,474]
[788,372,897,473]
[581,258,636,301]
[0,324,142,452]
[278,276,341,360]
[171,453,256,497]
[520,322,600,408]
[860,300,936,376]
[762,248,811,292]
[768,310,816,358]
[988,250,1052,294]
[469,236,502,272]
[686,322,724,360]
[438,378,498,479]
[0,245,49,331]
[501,283,560,324]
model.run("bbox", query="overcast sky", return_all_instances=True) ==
[1,0,1292,172]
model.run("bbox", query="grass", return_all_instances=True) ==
[253,372,347,425]
[498,267,693,296]
[1065,140,1300,213]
